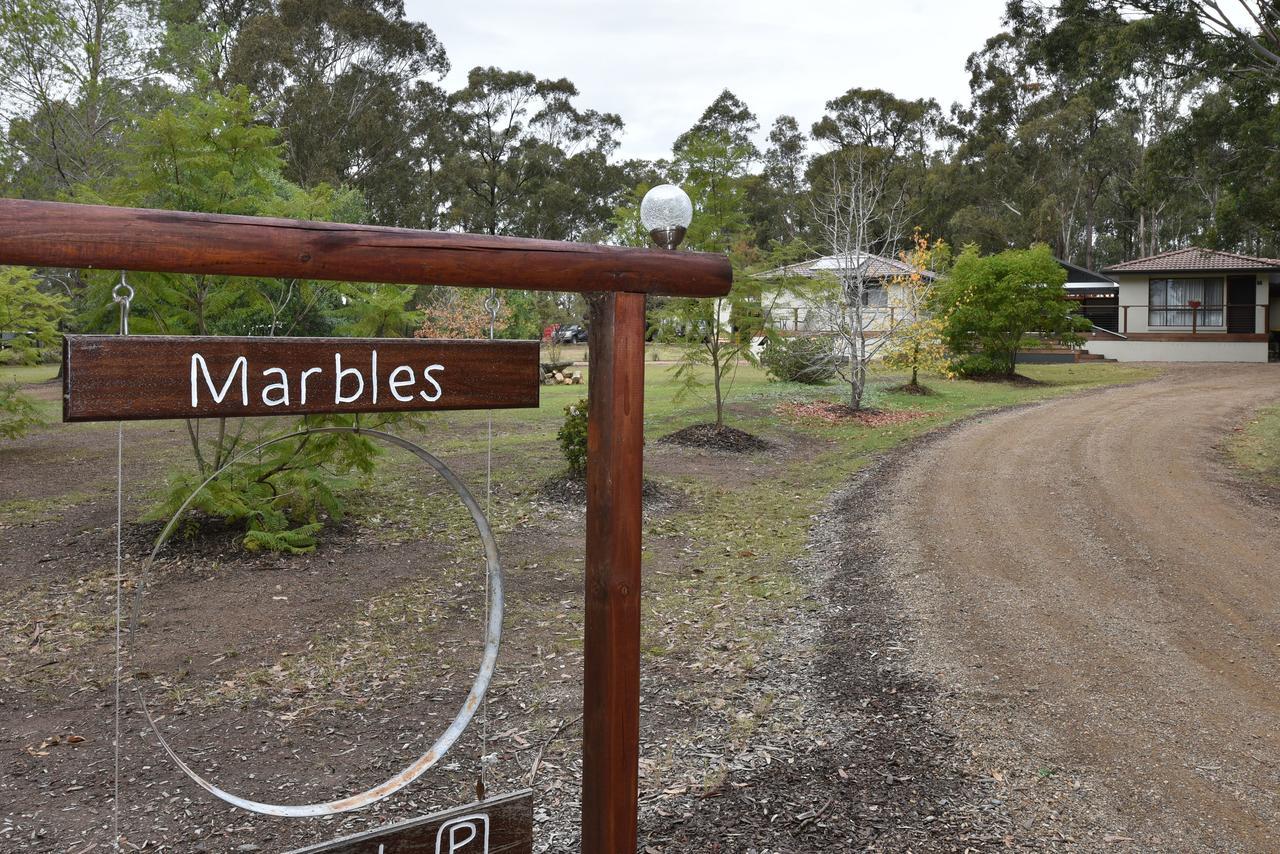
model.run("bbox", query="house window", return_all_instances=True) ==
[1149,277,1224,327]
[861,287,888,308]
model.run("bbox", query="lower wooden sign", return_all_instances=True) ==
[287,790,534,854]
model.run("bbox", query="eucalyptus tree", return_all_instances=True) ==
[0,0,156,197]
[441,67,630,342]
[811,87,942,158]
[939,0,1192,266]
[444,66,627,241]
[150,0,273,95]
[806,87,943,258]
[213,0,451,227]
[1103,0,1280,76]
[674,88,760,162]
[747,114,810,247]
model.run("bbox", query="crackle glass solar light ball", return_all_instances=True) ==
[640,183,692,249]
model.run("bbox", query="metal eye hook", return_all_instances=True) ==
[112,272,134,336]
[111,271,134,305]
[483,288,501,336]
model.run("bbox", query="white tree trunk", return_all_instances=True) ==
[811,150,912,410]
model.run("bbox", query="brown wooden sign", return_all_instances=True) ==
[63,335,540,422]
[287,790,533,854]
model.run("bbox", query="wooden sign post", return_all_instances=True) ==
[0,199,733,854]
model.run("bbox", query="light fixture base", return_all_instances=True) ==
[648,225,687,251]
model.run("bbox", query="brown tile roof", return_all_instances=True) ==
[1102,247,1280,274]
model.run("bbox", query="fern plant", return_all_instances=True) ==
[144,413,412,554]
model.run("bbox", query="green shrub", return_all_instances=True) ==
[953,352,1010,378]
[761,336,838,384]
[558,398,588,476]
[930,244,1088,377]
[0,383,42,439]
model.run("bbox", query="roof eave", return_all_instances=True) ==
[1102,266,1280,275]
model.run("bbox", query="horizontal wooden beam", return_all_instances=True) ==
[0,199,732,297]
[63,335,540,422]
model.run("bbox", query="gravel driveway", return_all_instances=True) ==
[884,364,1280,851]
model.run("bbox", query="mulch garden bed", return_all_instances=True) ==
[889,381,936,396]
[657,423,771,453]
[775,400,931,427]
[965,373,1047,387]
[532,473,685,513]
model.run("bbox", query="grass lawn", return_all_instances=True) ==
[1229,401,1280,486]
[554,342,685,364]
[623,361,1158,613]
[0,362,59,385]
[3,359,1160,576]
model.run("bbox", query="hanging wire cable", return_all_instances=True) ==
[111,273,133,853]
[478,286,501,802]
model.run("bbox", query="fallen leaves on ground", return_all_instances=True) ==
[25,733,86,756]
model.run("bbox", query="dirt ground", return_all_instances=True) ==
[882,363,1280,851]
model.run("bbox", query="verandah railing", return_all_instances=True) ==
[1113,303,1272,335]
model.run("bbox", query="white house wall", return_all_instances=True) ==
[1083,339,1268,362]
[761,284,909,335]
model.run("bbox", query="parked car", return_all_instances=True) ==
[554,324,588,343]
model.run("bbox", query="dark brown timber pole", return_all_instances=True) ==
[0,199,729,297]
[583,292,647,853]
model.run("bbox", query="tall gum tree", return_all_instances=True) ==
[445,66,626,240]
[0,0,156,196]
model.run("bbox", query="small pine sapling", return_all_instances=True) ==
[0,383,42,440]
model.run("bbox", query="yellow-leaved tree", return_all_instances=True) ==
[882,231,952,392]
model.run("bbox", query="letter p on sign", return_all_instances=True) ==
[435,814,489,853]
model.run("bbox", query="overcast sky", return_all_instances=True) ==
[406,0,1012,162]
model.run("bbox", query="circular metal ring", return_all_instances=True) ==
[111,274,134,305]
[128,427,503,817]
